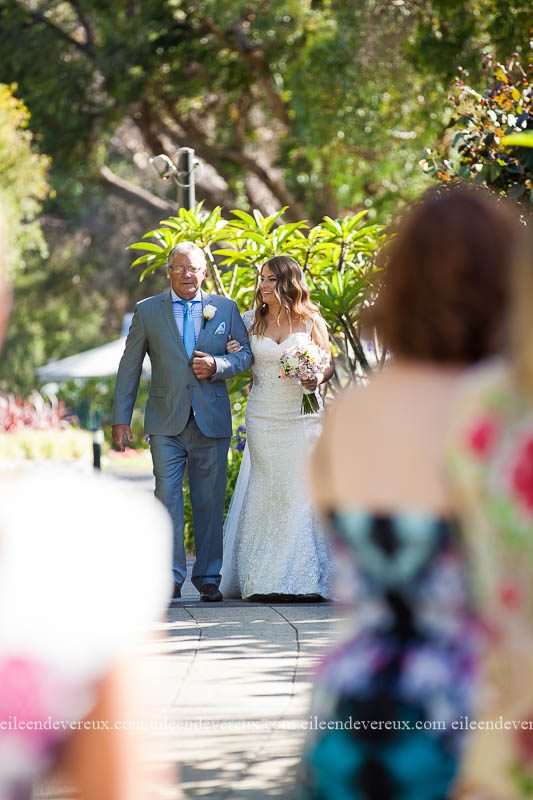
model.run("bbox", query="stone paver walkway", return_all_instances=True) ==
[148,566,342,799]
[114,469,343,798]
[35,468,343,799]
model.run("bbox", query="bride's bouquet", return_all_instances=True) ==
[280,342,330,415]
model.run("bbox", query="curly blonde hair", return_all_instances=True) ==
[252,256,318,337]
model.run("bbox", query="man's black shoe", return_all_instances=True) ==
[199,584,223,602]
[171,584,182,601]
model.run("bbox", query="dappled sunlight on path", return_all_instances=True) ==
[147,598,342,799]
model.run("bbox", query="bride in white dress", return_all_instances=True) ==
[220,256,334,601]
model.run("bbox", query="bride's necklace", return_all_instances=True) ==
[263,309,303,344]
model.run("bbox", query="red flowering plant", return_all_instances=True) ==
[0,392,71,433]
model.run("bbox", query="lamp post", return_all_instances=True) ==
[88,409,104,471]
[92,428,104,470]
[149,148,199,210]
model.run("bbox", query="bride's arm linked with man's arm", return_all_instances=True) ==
[208,299,253,380]
[226,310,334,391]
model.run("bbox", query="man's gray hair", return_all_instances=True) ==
[167,241,206,268]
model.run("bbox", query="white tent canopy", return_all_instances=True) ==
[36,315,150,382]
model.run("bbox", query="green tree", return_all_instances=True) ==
[0,1,528,393]
[422,51,533,203]
[0,83,55,393]
[1,1,529,220]
[0,83,49,272]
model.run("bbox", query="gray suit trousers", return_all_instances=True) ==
[150,412,230,589]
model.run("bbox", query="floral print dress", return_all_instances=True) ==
[446,360,533,799]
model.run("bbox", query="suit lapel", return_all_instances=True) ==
[162,290,188,358]
[195,290,215,352]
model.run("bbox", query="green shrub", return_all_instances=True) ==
[129,204,386,389]
[423,53,533,204]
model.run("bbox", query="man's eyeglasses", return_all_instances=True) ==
[168,264,204,275]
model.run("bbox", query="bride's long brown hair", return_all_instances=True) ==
[251,256,318,337]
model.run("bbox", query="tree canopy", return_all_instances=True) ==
[2,1,530,220]
[0,82,49,271]
[0,1,529,393]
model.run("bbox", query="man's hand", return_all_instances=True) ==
[112,424,134,451]
[192,350,216,380]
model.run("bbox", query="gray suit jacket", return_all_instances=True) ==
[112,290,253,438]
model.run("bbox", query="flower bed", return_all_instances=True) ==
[0,391,91,462]
[0,429,92,461]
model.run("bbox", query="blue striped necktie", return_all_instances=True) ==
[175,299,198,359]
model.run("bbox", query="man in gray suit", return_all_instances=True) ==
[112,242,253,602]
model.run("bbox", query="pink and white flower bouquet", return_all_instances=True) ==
[279,342,330,415]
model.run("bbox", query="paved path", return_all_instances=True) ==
[110,469,343,798]
[36,469,343,799]
[148,569,342,799]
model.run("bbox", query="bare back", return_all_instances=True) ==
[313,361,467,516]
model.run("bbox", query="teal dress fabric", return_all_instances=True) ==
[299,511,478,800]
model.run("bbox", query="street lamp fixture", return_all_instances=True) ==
[149,147,200,210]
[149,153,177,180]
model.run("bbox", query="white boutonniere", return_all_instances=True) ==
[203,303,217,321]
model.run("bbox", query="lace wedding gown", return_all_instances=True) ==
[220,311,332,599]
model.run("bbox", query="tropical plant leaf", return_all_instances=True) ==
[130,204,384,382]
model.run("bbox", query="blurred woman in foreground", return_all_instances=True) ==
[0,214,173,798]
[447,227,533,799]
[299,186,519,800]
